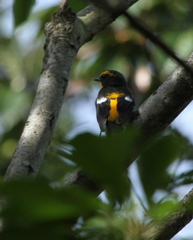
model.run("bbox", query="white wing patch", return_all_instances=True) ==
[97,97,107,104]
[125,95,132,102]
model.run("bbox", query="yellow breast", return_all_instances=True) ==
[108,99,119,121]
[107,93,124,121]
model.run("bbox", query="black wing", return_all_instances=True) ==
[95,98,110,132]
[116,95,135,127]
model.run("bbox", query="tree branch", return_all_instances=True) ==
[5,6,77,181]
[72,0,138,47]
[135,53,193,137]
[151,188,193,240]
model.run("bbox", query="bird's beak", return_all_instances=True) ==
[94,78,101,82]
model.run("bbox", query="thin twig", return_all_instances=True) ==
[124,12,193,77]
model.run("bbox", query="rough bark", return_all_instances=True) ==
[4,6,77,180]
[151,188,193,240]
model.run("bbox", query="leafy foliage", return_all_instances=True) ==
[138,134,183,200]
[0,180,107,240]
[0,129,190,239]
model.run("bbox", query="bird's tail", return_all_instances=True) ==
[106,121,123,136]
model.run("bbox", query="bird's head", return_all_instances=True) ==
[94,70,127,88]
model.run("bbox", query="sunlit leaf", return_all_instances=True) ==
[147,199,179,221]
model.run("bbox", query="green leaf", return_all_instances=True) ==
[67,128,139,203]
[138,134,183,200]
[170,167,193,188]
[13,0,36,27]
[0,180,106,225]
[147,199,179,221]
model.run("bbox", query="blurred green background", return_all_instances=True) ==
[1,0,193,239]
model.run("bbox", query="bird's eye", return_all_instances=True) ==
[101,74,106,78]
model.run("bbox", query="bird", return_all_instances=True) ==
[94,70,135,135]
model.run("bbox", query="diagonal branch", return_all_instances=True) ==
[151,188,193,240]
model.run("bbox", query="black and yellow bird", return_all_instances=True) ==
[94,70,135,135]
